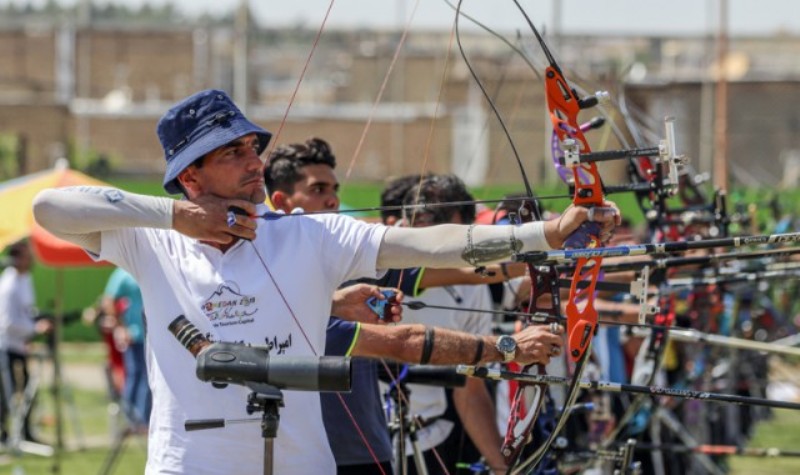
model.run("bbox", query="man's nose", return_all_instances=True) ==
[326,194,340,210]
[245,149,265,169]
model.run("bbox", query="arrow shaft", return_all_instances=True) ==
[630,443,800,457]
[518,232,800,264]
[631,327,800,357]
[559,247,800,274]
[460,366,800,411]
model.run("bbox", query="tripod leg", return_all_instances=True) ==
[394,424,406,475]
[7,353,29,454]
[14,360,53,457]
[96,427,129,475]
[263,437,274,475]
[60,382,86,450]
[409,430,429,475]
[0,351,14,451]
[656,407,725,475]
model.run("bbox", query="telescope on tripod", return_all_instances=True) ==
[168,315,352,475]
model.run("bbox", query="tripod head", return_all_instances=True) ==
[169,315,352,392]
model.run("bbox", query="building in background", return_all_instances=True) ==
[1,2,800,188]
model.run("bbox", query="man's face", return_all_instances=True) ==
[408,208,463,228]
[178,133,267,203]
[13,245,33,273]
[281,163,340,213]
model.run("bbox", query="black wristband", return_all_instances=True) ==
[471,335,484,365]
[420,327,435,365]
[500,262,511,280]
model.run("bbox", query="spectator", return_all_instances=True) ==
[102,267,151,428]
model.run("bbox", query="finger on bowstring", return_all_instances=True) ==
[224,213,256,241]
[228,199,258,217]
[226,212,257,232]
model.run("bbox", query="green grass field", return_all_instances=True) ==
[0,343,145,474]
[729,409,800,474]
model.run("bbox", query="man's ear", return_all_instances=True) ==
[270,191,291,213]
[177,166,201,198]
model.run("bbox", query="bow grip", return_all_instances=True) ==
[563,220,602,249]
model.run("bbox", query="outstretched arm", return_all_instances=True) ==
[377,203,620,270]
[418,263,527,289]
[33,187,258,254]
[350,323,563,367]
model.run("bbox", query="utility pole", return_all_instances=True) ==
[233,0,250,114]
[713,0,729,191]
[543,0,562,184]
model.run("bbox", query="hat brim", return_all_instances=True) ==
[163,117,272,194]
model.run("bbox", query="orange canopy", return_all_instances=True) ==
[0,161,110,267]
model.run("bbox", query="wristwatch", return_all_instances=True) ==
[495,335,517,363]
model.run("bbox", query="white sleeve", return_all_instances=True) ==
[377,221,550,270]
[313,214,388,284]
[33,187,174,255]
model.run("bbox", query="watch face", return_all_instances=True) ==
[498,335,516,353]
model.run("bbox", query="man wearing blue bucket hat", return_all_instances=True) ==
[33,89,620,474]
[160,89,272,198]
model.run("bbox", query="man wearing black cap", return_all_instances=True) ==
[33,89,620,474]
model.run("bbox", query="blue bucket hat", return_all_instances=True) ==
[157,89,272,194]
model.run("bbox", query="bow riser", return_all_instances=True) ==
[545,67,604,208]
[544,65,605,364]
[565,259,601,362]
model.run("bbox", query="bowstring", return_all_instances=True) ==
[343,0,422,181]
[262,0,336,158]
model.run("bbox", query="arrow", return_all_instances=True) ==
[557,246,800,274]
[630,327,800,357]
[459,365,800,411]
[516,231,800,264]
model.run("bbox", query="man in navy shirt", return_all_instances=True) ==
[265,139,567,474]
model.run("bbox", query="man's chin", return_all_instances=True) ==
[248,189,267,204]
[234,184,266,204]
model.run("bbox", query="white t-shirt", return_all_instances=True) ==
[97,207,386,475]
[0,266,36,355]
[397,283,493,453]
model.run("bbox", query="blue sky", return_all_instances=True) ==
[7,0,800,36]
